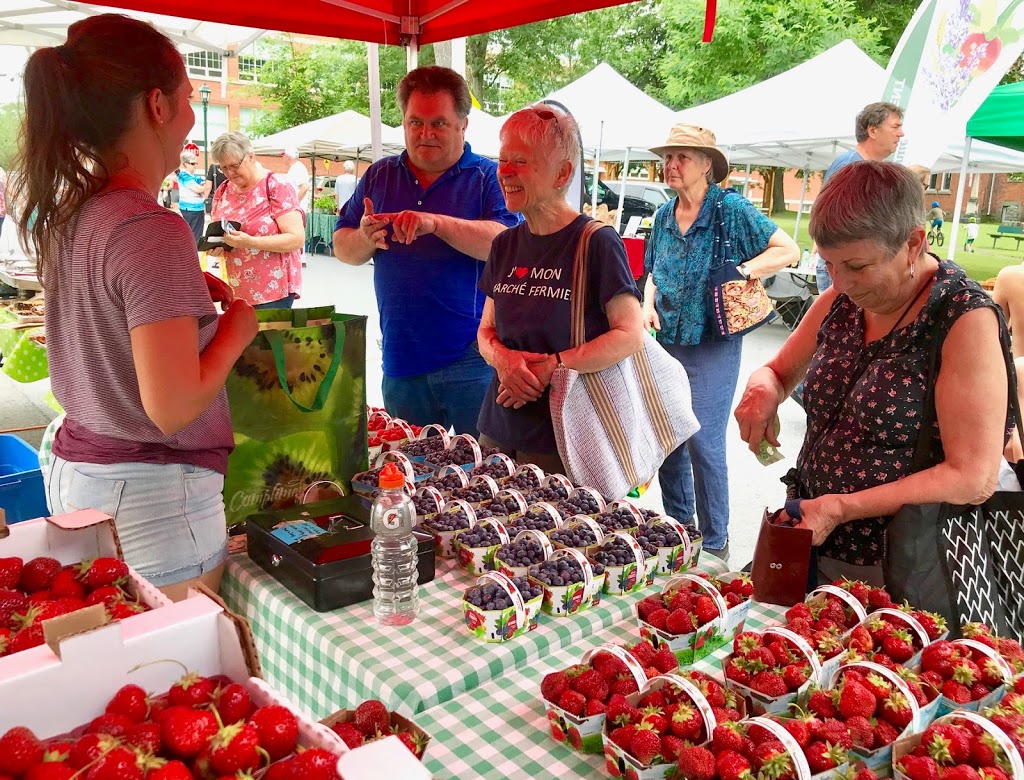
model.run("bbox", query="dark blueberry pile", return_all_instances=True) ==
[425,510,472,532]
[636,521,701,547]
[508,508,558,532]
[594,507,641,533]
[413,494,442,516]
[503,470,542,491]
[590,535,657,566]
[422,472,469,492]
[638,507,661,522]
[496,538,548,567]
[524,485,569,503]
[356,461,432,484]
[471,461,514,480]
[474,505,508,521]
[429,443,500,467]
[549,525,600,548]
[464,576,542,609]
[482,494,525,517]
[558,491,602,517]
[449,483,496,503]
[399,436,448,458]
[529,557,604,587]
[457,524,505,548]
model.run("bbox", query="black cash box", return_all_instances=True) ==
[245,493,436,612]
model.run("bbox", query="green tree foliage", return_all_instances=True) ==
[0,102,22,169]
[657,0,886,108]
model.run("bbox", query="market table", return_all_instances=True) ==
[219,552,730,719]
[419,599,788,779]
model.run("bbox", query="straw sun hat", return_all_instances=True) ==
[649,124,730,182]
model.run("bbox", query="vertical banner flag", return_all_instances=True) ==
[883,0,1024,167]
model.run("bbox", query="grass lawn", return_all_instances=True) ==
[768,210,1023,282]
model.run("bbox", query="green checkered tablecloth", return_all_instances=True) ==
[419,600,788,779]
[219,552,731,720]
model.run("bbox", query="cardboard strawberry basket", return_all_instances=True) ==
[928,637,1014,718]
[585,530,656,596]
[351,451,434,496]
[461,570,542,643]
[420,498,478,559]
[321,708,431,763]
[724,625,823,716]
[891,710,1024,780]
[494,528,554,580]
[452,515,512,576]
[528,547,604,617]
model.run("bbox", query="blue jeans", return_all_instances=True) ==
[253,293,297,310]
[815,255,832,293]
[382,343,495,437]
[45,457,228,587]
[657,337,743,550]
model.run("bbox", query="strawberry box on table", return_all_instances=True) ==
[452,516,511,575]
[635,516,702,576]
[917,636,1015,718]
[724,626,823,716]
[424,434,498,473]
[635,572,753,665]
[891,710,1023,780]
[323,698,431,761]
[0,509,172,665]
[587,531,657,596]
[419,498,478,559]
[469,452,518,482]
[351,452,434,496]
[461,570,543,642]
[528,548,605,616]
[493,529,553,579]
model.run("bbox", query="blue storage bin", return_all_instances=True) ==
[0,434,48,524]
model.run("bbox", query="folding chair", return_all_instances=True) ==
[764,270,815,330]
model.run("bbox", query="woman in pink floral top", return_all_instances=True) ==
[209,131,305,308]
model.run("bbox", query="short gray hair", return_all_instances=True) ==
[179,152,197,166]
[211,131,253,165]
[810,161,925,256]
[855,102,903,143]
[343,160,355,173]
[499,105,581,194]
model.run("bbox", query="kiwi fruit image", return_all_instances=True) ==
[223,431,334,526]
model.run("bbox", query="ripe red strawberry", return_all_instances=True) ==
[8,623,44,654]
[69,734,119,770]
[628,639,657,667]
[586,699,606,716]
[637,596,664,622]
[725,657,752,686]
[19,557,61,593]
[146,760,194,780]
[716,749,752,780]
[558,689,586,716]
[0,726,44,776]
[670,704,703,741]
[838,680,876,719]
[609,725,637,753]
[248,705,299,761]
[24,763,76,780]
[606,695,638,727]
[806,741,848,773]
[286,747,339,780]
[733,631,763,656]
[629,726,663,766]
[746,646,778,670]
[750,671,788,698]
[167,672,215,707]
[874,718,901,747]
[815,718,853,749]
[208,721,261,775]
[646,609,670,630]
[845,715,874,750]
[921,723,971,764]
[913,611,947,641]
[84,586,126,608]
[105,684,150,723]
[782,663,809,691]
[848,625,874,653]
[854,770,880,780]
[694,595,719,626]
[0,557,22,590]
[213,682,252,725]
[87,713,135,738]
[0,588,29,629]
[666,609,698,635]
[87,745,143,780]
[541,670,569,704]
[942,680,973,704]
[161,707,218,759]
[395,730,426,758]
[881,630,916,663]
[49,568,86,600]
[970,731,1000,766]
[780,718,810,748]
[653,645,677,673]
[881,691,913,729]
[124,722,162,755]
[922,641,961,677]
[610,673,640,697]
[331,721,365,748]
[897,755,941,780]
[75,557,129,589]
[572,669,609,701]
[667,590,694,612]
[786,602,813,622]
[868,589,894,609]
[768,640,795,667]
[676,746,716,780]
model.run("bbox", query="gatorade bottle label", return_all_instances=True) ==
[382,508,401,531]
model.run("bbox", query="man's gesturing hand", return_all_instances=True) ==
[376,210,438,245]
[360,198,390,250]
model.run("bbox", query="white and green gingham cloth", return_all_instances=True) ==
[418,600,788,779]
[219,553,733,720]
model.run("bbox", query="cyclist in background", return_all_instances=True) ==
[928,201,944,232]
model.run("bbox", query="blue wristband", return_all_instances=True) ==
[784,498,803,521]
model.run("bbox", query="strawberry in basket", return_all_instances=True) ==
[984,676,1024,754]
[894,713,1023,780]
[962,623,1024,674]
[918,639,1014,706]
[725,631,815,702]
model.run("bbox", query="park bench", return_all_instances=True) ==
[990,224,1024,249]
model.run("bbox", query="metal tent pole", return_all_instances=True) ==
[947,137,972,261]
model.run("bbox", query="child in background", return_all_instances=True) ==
[965,218,979,252]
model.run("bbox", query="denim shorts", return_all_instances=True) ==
[45,457,228,587]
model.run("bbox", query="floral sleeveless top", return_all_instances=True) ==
[211,172,303,305]
[795,260,1002,566]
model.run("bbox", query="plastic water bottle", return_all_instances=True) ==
[370,463,419,625]
[800,248,810,267]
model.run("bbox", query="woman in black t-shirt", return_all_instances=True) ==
[476,105,644,472]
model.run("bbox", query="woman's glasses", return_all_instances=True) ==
[220,155,251,175]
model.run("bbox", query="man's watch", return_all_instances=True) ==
[737,263,751,281]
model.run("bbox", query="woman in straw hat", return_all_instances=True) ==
[644,124,798,562]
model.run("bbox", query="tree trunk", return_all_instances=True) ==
[771,166,787,215]
[466,35,488,106]
[761,169,774,212]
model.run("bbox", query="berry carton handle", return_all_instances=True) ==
[416,423,451,446]
[436,464,470,488]
[550,547,596,599]
[606,530,649,579]
[368,410,392,427]
[386,419,415,439]
[606,499,645,526]
[527,502,566,531]
[481,452,516,478]
[809,584,868,624]
[830,660,921,730]
[512,529,554,561]
[447,433,483,467]
[746,717,812,780]
[954,638,1015,683]
[497,489,529,517]
[300,480,345,504]
[469,474,500,501]
[761,626,823,681]
[583,643,648,694]
[414,486,445,515]
[639,674,718,738]
[374,450,417,484]
[664,573,731,633]
[869,608,931,650]
[478,570,527,635]
[564,514,605,544]
[544,473,574,492]
[651,516,693,563]
[512,463,546,486]
[439,498,478,529]
[936,710,1024,778]
[477,516,511,546]
[570,486,607,513]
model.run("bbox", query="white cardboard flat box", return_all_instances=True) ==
[0,509,174,677]
[0,590,347,762]
[336,736,431,780]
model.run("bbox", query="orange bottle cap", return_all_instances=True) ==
[378,462,406,489]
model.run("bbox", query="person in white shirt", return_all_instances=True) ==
[334,160,357,213]
[965,218,980,252]
[282,147,310,212]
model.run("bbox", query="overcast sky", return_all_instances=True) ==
[0,47,29,105]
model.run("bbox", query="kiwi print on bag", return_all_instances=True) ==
[223,307,368,526]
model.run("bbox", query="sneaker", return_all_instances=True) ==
[703,543,730,565]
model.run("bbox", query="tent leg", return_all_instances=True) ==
[793,167,809,244]
[614,148,632,233]
[743,164,751,198]
[367,43,383,162]
[947,137,972,262]
[407,37,419,71]
[591,121,604,215]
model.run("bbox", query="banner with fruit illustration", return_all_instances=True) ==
[223,307,368,526]
[883,0,1024,167]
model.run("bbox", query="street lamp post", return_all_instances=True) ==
[199,84,211,173]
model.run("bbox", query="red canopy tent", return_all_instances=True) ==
[80,0,715,46]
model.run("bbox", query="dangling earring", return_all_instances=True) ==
[910,263,916,279]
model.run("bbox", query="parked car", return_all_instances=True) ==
[583,173,656,234]
[604,180,675,209]
[314,175,338,195]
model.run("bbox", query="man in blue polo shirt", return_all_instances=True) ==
[334,66,521,436]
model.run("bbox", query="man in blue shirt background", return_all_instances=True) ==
[334,66,521,436]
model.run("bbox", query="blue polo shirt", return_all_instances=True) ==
[336,144,521,378]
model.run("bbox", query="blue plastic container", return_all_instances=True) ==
[0,434,48,524]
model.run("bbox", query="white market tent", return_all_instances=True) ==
[252,110,405,161]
